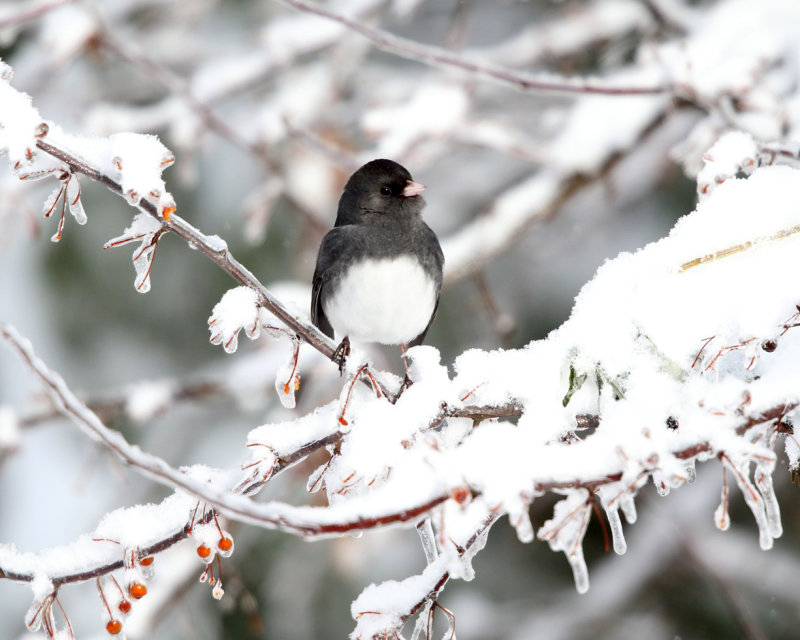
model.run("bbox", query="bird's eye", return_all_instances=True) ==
[380,186,392,196]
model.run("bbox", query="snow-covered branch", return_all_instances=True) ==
[3,2,800,638]
[33,137,340,364]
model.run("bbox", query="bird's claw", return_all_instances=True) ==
[332,336,351,375]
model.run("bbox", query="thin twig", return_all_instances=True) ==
[273,0,675,96]
[35,138,338,362]
[0,0,73,30]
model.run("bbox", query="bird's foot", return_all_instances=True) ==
[393,373,413,401]
[395,344,413,400]
[332,336,351,375]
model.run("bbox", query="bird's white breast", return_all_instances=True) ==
[323,256,437,345]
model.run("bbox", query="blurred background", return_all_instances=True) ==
[1,0,799,638]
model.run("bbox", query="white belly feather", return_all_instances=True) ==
[323,256,436,345]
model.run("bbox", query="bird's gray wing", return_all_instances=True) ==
[311,227,357,339]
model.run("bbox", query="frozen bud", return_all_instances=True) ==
[217,533,234,558]
[124,189,140,205]
[212,579,224,600]
[34,122,49,138]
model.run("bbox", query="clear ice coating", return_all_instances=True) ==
[274,342,301,409]
[538,491,591,594]
[755,461,782,539]
[722,456,777,551]
[619,493,637,524]
[714,478,731,531]
[603,504,627,555]
[567,545,590,595]
[511,508,534,544]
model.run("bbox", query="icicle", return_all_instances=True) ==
[306,461,328,493]
[410,601,433,640]
[41,183,63,219]
[714,467,730,531]
[619,493,637,524]
[25,598,45,632]
[66,175,87,225]
[605,505,627,555]
[416,519,438,564]
[274,340,301,409]
[684,460,697,484]
[596,485,629,554]
[721,454,773,550]
[651,470,670,496]
[538,491,592,593]
[511,508,534,544]
[755,462,782,539]
[567,545,590,594]
[132,242,155,293]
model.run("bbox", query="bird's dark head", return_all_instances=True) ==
[335,159,426,226]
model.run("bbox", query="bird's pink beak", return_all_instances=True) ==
[401,180,426,197]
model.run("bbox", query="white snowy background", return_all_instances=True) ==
[1,0,800,639]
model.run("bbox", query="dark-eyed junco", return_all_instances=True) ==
[311,159,444,369]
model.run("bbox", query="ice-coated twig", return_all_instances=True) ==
[0,324,527,586]
[274,0,674,96]
[34,138,340,362]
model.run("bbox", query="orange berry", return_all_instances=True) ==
[197,544,212,558]
[217,537,233,552]
[283,383,290,394]
[118,600,131,614]
[129,583,147,599]
[139,556,154,566]
[106,619,123,635]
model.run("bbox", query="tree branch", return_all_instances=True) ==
[274,0,674,96]
[34,138,339,362]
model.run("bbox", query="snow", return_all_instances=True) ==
[3,1,800,636]
[660,0,800,104]
[208,286,261,354]
[351,558,446,639]
[472,0,651,67]
[442,170,565,284]
[124,379,176,424]
[105,132,175,208]
[0,65,45,168]
[362,82,470,159]
[696,131,759,198]
[544,69,670,173]
[0,405,20,451]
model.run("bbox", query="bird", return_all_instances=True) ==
[311,159,444,372]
